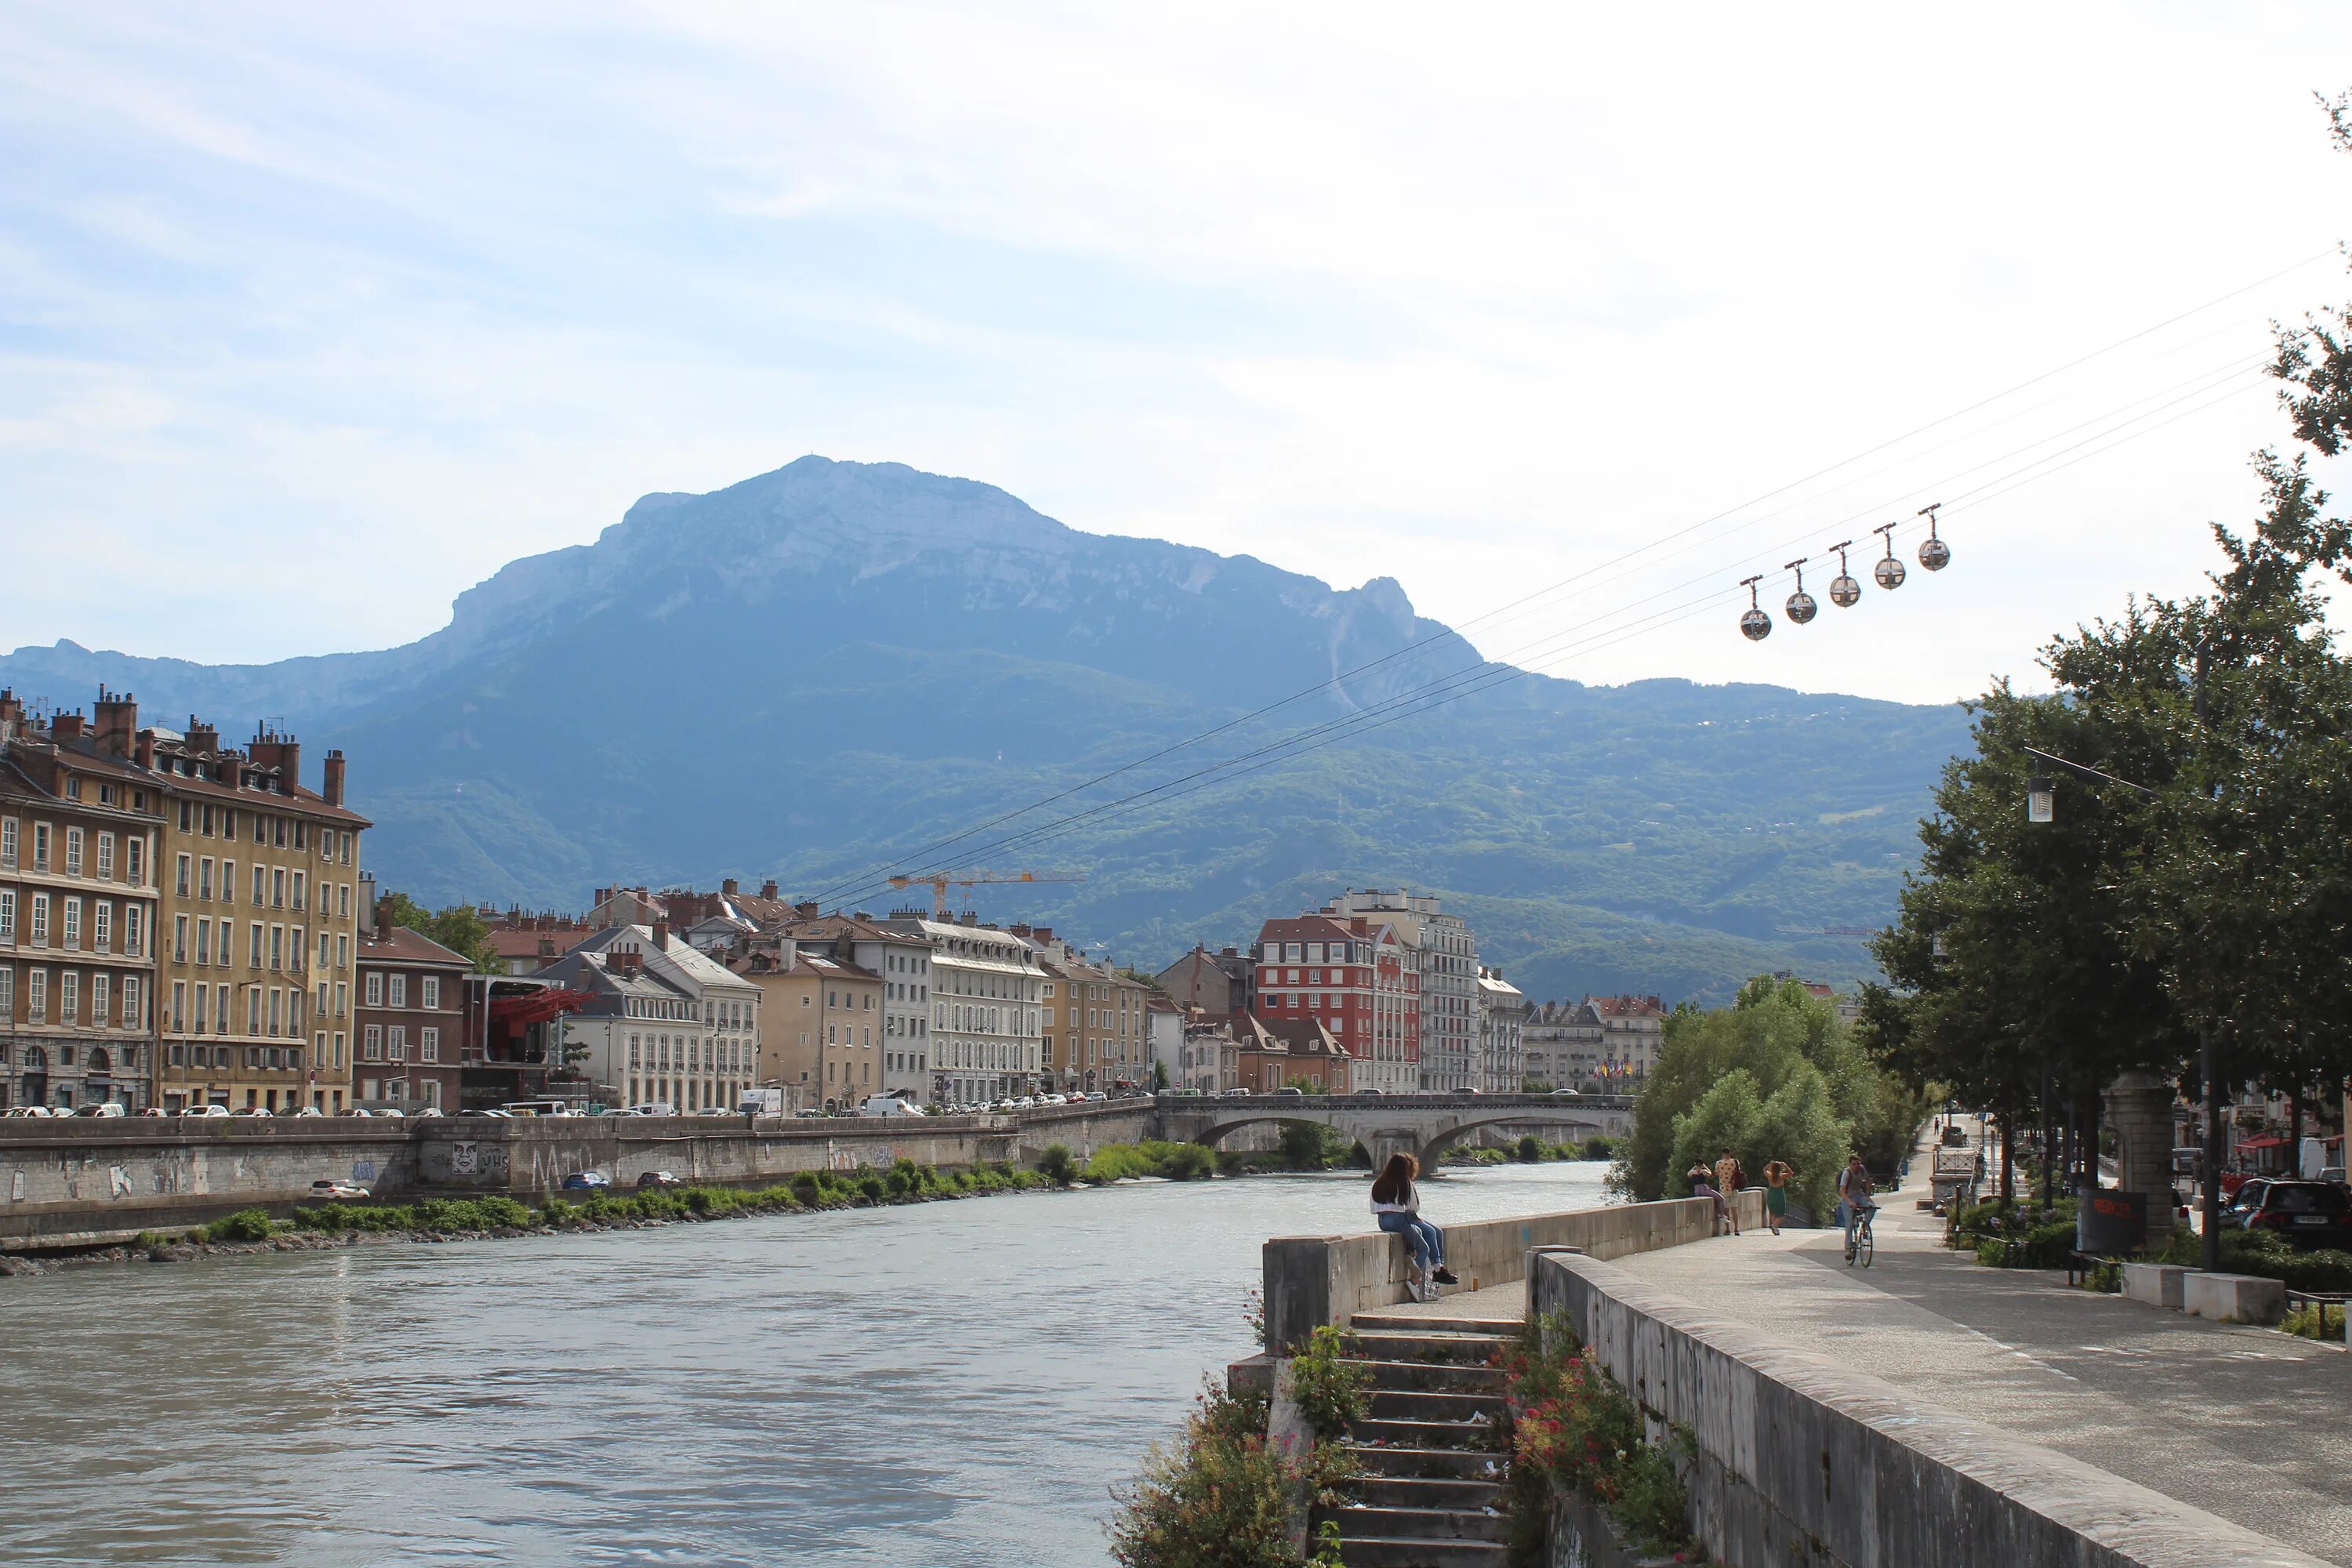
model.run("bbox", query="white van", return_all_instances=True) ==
[860,1095,927,1118]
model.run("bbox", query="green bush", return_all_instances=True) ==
[205,1207,274,1243]
[1163,1144,1216,1181]
[1109,1380,1348,1568]
[1285,1325,1370,1436]
[856,1174,887,1203]
[1515,1134,1544,1163]
[1036,1143,1077,1187]
[1499,1312,1697,1561]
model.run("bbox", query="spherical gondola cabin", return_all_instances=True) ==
[1918,534,1951,571]
[1785,588,1817,624]
[1871,522,1905,590]
[1826,541,1861,608]
[1740,605,1773,641]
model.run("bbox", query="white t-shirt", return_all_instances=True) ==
[1371,1182,1418,1216]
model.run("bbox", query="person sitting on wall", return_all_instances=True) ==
[1371,1152,1457,1301]
[1687,1159,1732,1236]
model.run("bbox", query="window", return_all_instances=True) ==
[123,904,140,958]
[421,975,440,1009]
[64,826,83,876]
[333,1033,346,1069]
[420,1026,439,1063]
[0,967,11,1019]
[365,971,383,1007]
[27,967,45,1023]
[193,919,210,967]
[0,818,12,867]
[272,869,285,909]
[220,860,235,904]
[290,925,303,971]
[122,976,140,1028]
[126,838,143,887]
[252,866,265,906]
[363,1025,383,1062]
[96,833,114,881]
[630,1035,641,1067]
[388,1025,406,1062]
[93,902,111,953]
[199,858,214,901]
[291,871,304,909]
[249,924,263,967]
[270,926,283,971]
[0,891,11,942]
[92,973,110,1025]
[335,982,347,1017]
[341,833,352,866]
[176,854,191,897]
[58,971,78,1025]
[339,882,350,917]
[387,974,406,1008]
[246,985,262,1036]
[28,893,48,946]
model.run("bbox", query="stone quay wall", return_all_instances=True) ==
[1261,1191,1764,1352]
[1530,1250,2326,1568]
[0,1101,1156,1248]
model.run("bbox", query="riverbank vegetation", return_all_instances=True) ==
[1617,976,1920,1221]
[1498,1310,1699,1566]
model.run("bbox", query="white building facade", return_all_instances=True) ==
[1475,968,1526,1094]
[882,916,1043,1104]
[1319,889,1480,1094]
[559,925,763,1112]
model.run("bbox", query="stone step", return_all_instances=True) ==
[1316,1502,1506,1544]
[1351,1357,1505,1393]
[1345,1330,1510,1366]
[1349,1415,1501,1451]
[1353,1475,1506,1512]
[1368,1388,1507,1423]
[1343,1443,1505,1480]
[1351,1312,1523,1338]
[1331,1532,1509,1567]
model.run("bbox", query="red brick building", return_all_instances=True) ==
[1249,914,1417,1093]
[354,915,472,1110]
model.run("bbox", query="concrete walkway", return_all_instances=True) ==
[1381,1147,2352,1564]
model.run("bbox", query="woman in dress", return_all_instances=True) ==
[1761,1159,1794,1236]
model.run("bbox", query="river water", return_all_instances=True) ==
[0,1161,1610,1567]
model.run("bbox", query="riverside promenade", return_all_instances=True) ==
[1389,1156,2352,1565]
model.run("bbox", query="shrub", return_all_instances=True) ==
[1515,1134,1544,1163]
[205,1207,274,1243]
[1108,1380,1348,1568]
[1285,1325,1370,1437]
[1163,1144,1216,1181]
[1500,1311,1697,1561]
[856,1174,888,1203]
[789,1174,822,1206]
[1581,1137,1618,1161]
[1036,1143,1077,1187]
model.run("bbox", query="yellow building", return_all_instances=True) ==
[1026,930,1152,1092]
[147,716,368,1113]
[732,941,885,1111]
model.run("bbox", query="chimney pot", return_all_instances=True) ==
[722,878,739,897]
[322,750,347,808]
[653,921,670,951]
[760,880,779,900]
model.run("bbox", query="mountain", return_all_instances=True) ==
[0,456,1972,1005]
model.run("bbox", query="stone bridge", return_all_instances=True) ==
[1152,1091,1633,1169]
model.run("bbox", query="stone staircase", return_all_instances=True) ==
[1316,1312,1517,1568]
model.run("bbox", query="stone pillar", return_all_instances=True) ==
[2103,1071,2179,1232]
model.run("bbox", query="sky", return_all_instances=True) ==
[6,3,2352,706]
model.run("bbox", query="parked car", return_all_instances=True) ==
[456,1108,514,1120]
[2322,1166,2348,1186]
[2220,1178,2273,1223]
[230,1106,274,1118]
[637,1171,684,1189]
[310,1179,371,1200]
[560,1171,612,1192]
[1549,1088,1581,1098]
[405,1106,442,1118]
[1085,1091,1108,1103]
[1273,1086,1305,1097]
[2238,1181,2352,1249]
[181,1104,230,1118]
[699,1106,734,1116]
[73,1102,126,1118]
[292,1106,325,1118]
[1040,1094,1068,1106]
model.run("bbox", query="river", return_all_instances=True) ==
[0,1160,1612,1567]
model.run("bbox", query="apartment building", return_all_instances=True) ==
[546,924,761,1112]
[730,943,884,1110]
[1522,1000,1602,1090]
[1588,994,1668,1080]
[1250,913,1418,1094]
[0,693,163,1110]
[880,913,1043,1105]
[147,715,368,1113]
[354,914,472,1110]
[1318,890,1479,1094]
[774,906,935,1100]
[1475,967,1526,1094]
[1155,943,1254,1018]
[1021,926,1152,1093]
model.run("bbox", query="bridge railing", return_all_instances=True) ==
[1261,1190,1762,1350]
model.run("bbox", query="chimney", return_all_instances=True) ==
[653,921,670,951]
[1034,927,1053,943]
[135,729,155,770]
[0,689,19,725]
[374,893,396,939]
[760,880,779,900]
[721,877,739,897]
[186,717,217,755]
[93,688,138,757]
[796,901,818,919]
[318,750,345,807]
[1009,923,1032,939]
[247,728,300,793]
[53,710,85,741]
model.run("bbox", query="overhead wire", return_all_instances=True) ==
[809,255,2329,906]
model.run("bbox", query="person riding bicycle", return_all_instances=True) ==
[1838,1153,1876,1261]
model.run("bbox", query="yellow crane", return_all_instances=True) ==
[887,869,1084,920]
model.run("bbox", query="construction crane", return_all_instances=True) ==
[887,870,1084,920]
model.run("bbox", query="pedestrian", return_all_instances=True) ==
[1761,1158,1794,1236]
[1687,1158,1732,1236]
[1714,1147,1745,1236]
[1370,1152,1457,1301]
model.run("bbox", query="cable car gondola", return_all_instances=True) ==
[1784,558,1817,625]
[1826,540,1860,608]
[1917,502,1950,571]
[1738,575,1771,641]
[1871,521,1906,590]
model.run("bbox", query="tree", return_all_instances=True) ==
[1152,1058,1170,1091]
[380,891,504,975]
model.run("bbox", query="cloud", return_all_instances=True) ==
[3,0,2351,705]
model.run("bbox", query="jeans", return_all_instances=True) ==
[1378,1210,1445,1272]
[1840,1199,1874,1250]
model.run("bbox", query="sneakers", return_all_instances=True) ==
[1432,1267,1460,1286]
[1406,1277,1429,1303]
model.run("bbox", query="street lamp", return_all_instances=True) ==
[2019,746,2221,1272]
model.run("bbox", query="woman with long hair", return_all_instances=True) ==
[1370,1152,1457,1301]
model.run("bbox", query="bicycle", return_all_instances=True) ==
[1845,1203,1877,1268]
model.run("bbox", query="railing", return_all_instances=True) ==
[2286,1289,2351,1344]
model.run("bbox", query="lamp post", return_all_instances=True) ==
[2020,746,2223,1272]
